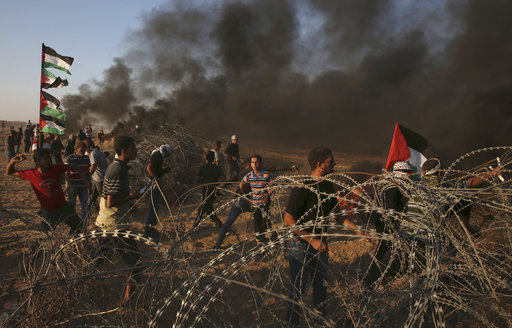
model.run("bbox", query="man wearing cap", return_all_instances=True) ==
[364,161,413,287]
[145,144,173,239]
[224,135,240,182]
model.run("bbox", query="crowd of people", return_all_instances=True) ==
[4,122,505,323]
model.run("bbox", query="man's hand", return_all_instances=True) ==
[10,154,26,164]
[310,238,327,252]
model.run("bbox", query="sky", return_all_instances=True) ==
[0,0,164,122]
[1,0,511,161]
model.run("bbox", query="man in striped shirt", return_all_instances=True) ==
[241,155,273,243]
[65,140,91,224]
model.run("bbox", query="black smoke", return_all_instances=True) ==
[62,0,512,163]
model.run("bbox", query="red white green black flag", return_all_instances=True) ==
[39,44,74,135]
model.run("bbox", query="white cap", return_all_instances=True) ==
[231,134,238,140]
[160,144,173,154]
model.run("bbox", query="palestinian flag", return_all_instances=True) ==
[42,44,74,74]
[40,91,65,135]
[40,118,65,135]
[41,68,68,89]
[385,123,437,174]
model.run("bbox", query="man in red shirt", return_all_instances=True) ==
[6,149,82,233]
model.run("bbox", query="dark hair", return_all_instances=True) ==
[308,147,332,170]
[33,149,50,161]
[83,138,95,149]
[213,140,221,148]
[114,136,134,155]
[251,154,262,163]
[205,150,215,162]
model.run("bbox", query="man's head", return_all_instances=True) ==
[114,136,137,161]
[231,135,238,144]
[308,147,335,176]
[205,150,215,163]
[82,138,94,151]
[33,149,52,170]
[74,140,86,155]
[392,161,414,176]
[159,144,173,158]
[213,140,221,151]
[250,155,262,172]
[9,129,15,137]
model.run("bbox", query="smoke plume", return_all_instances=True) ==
[62,0,512,163]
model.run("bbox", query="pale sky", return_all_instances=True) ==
[0,0,165,122]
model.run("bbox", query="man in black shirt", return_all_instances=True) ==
[224,134,240,182]
[144,144,173,238]
[285,147,355,326]
[5,129,16,163]
[364,161,412,288]
[193,151,225,228]
[23,125,32,153]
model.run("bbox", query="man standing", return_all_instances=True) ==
[284,147,354,325]
[241,155,273,244]
[23,125,32,153]
[50,134,64,164]
[224,135,240,182]
[6,150,82,233]
[65,140,91,225]
[84,138,107,212]
[95,136,142,303]
[210,140,223,167]
[193,150,225,228]
[5,129,16,163]
[145,144,173,238]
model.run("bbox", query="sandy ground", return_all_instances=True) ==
[0,124,387,326]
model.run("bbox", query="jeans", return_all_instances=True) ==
[37,202,83,234]
[89,180,103,210]
[253,201,271,241]
[214,198,251,248]
[69,187,89,223]
[287,239,328,326]
[194,187,223,228]
[145,184,161,227]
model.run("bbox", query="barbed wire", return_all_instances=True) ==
[1,135,512,327]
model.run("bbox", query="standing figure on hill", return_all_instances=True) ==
[65,140,91,225]
[224,135,240,182]
[85,125,93,139]
[5,129,16,163]
[193,150,225,228]
[6,150,82,233]
[98,130,105,146]
[50,134,64,164]
[83,138,107,212]
[23,125,32,153]
[16,127,22,154]
[144,144,173,239]
[77,129,86,141]
[95,136,142,303]
[242,155,273,244]
[64,134,76,157]
[285,147,358,326]
[210,140,223,167]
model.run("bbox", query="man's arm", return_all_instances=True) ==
[284,211,327,252]
[106,193,140,208]
[466,166,503,188]
[6,154,25,176]
[89,163,98,175]
[147,163,156,179]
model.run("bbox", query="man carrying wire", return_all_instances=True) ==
[144,144,173,239]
